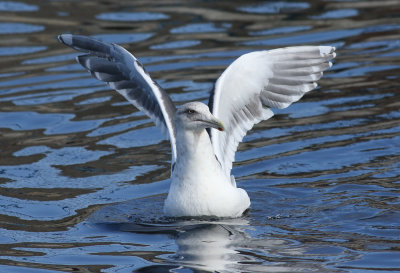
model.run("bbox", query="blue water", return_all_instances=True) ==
[0,1,399,272]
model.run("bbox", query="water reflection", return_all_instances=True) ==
[175,224,241,272]
[113,220,250,273]
[90,198,250,272]
[0,1,38,12]
[237,1,310,14]
[96,11,170,22]
[0,22,44,34]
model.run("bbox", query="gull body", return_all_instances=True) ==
[165,102,250,217]
[58,34,336,218]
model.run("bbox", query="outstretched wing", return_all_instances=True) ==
[209,46,336,176]
[58,34,177,162]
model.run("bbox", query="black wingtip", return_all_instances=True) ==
[58,34,73,46]
[57,34,112,57]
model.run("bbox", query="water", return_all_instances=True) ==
[0,0,399,272]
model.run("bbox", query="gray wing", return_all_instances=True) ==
[209,46,336,177]
[58,34,177,162]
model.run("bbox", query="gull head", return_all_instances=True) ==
[175,102,224,132]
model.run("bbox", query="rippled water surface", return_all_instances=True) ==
[1,0,399,272]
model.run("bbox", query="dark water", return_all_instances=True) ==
[0,0,399,272]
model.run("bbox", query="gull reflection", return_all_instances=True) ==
[90,198,252,272]
[129,218,250,273]
[91,199,328,273]
[174,220,249,272]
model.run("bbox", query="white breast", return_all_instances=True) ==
[163,129,250,217]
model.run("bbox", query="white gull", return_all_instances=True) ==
[58,34,336,218]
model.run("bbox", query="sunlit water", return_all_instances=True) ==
[0,1,399,272]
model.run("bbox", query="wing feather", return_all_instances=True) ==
[209,46,336,176]
[59,34,177,162]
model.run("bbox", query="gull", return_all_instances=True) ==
[58,34,336,218]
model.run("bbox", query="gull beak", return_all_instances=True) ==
[203,115,225,131]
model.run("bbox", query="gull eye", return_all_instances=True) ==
[186,109,195,114]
